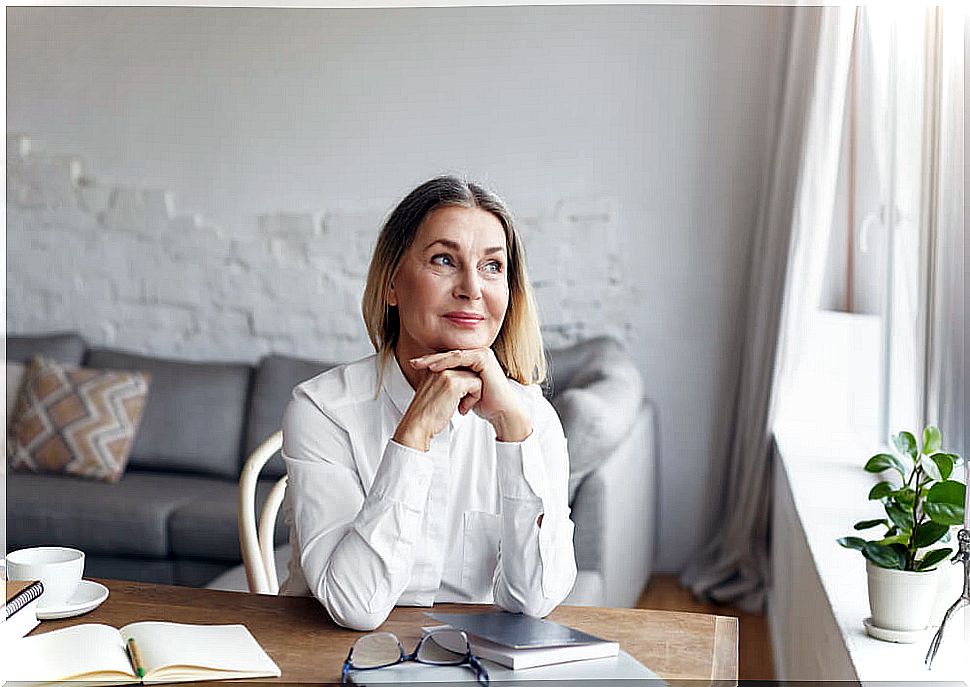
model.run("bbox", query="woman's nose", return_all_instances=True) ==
[453,266,483,300]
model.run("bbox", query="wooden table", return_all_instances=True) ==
[35,579,738,683]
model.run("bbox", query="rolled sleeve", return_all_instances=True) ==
[370,439,435,508]
[492,390,578,616]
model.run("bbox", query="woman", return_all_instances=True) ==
[280,176,577,631]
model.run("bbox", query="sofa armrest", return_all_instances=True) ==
[569,398,658,608]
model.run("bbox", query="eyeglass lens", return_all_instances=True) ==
[351,629,471,668]
[417,629,470,665]
[351,632,402,668]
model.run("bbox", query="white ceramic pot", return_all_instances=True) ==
[867,559,941,632]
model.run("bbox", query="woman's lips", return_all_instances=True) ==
[443,313,484,327]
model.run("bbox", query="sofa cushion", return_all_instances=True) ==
[86,348,252,479]
[80,555,235,587]
[6,332,86,365]
[546,337,644,500]
[6,471,226,557]
[245,354,337,478]
[169,477,288,561]
[8,356,150,483]
[83,555,180,586]
[569,465,605,572]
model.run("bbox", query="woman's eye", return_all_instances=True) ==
[431,254,454,267]
[482,261,503,274]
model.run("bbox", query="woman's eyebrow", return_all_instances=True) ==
[423,238,506,255]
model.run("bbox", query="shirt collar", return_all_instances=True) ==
[383,352,468,431]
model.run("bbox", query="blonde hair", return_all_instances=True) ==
[362,176,546,385]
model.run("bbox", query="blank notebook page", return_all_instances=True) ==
[8,624,133,681]
[120,621,277,674]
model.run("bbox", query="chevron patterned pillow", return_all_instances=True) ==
[7,356,151,482]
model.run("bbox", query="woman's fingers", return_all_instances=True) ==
[429,368,481,417]
[411,348,489,373]
[397,369,481,448]
[411,349,508,387]
[458,386,481,415]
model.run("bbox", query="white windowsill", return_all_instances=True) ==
[774,421,969,683]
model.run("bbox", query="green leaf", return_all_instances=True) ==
[913,521,949,548]
[925,502,965,526]
[923,426,942,455]
[889,543,910,558]
[927,480,966,505]
[920,454,943,482]
[915,548,953,571]
[924,481,965,525]
[865,454,906,478]
[885,501,915,533]
[928,453,955,481]
[892,487,916,506]
[893,431,918,460]
[868,481,895,500]
[838,536,867,550]
[854,518,887,530]
[877,533,910,547]
[863,542,907,569]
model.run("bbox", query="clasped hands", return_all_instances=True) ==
[392,348,533,452]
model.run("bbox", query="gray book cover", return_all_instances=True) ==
[425,611,609,650]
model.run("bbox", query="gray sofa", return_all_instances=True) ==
[6,332,658,607]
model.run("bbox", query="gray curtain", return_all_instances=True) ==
[679,7,825,613]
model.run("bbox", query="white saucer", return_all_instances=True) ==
[863,617,931,643]
[37,580,109,620]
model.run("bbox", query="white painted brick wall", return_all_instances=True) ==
[7,134,638,364]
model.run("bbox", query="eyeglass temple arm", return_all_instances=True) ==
[468,653,489,685]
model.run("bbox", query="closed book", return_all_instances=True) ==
[422,624,619,670]
[425,610,616,650]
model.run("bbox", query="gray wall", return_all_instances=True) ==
[6,5,787,572]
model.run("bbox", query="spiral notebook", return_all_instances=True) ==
[3,579,44,642]
[5,579,45,618]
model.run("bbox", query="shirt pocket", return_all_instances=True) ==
[460,510,501,601]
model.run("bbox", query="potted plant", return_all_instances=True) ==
[838,425,966,639]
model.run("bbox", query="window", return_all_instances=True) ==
[780,6,963,449]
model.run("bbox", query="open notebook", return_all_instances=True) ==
[6,621,281,686]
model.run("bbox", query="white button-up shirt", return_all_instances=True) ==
[279,353,577,631]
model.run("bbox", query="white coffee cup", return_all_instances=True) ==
[6,546,85,608]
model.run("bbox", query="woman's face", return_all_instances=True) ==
[388,205,510,360]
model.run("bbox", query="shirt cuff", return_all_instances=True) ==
[368,439,436,510]
[495,431,547,502]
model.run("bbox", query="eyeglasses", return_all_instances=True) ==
[341,627,489,685]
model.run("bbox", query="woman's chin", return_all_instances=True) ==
[433,333,495,352]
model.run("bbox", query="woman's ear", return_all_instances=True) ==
[386,283,398,307]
